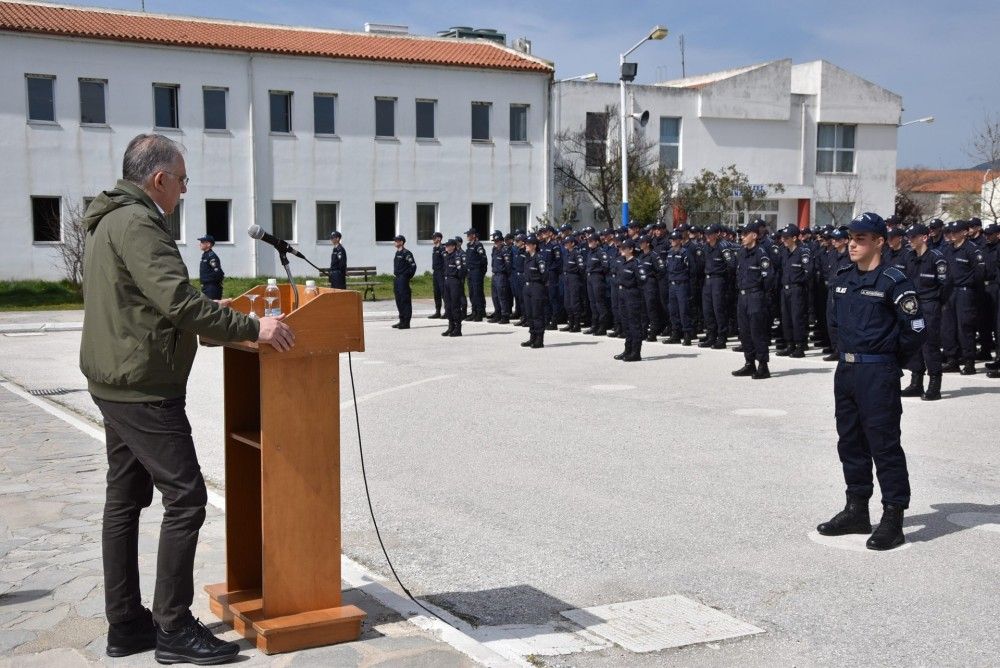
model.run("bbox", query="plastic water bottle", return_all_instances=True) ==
[304,279,319,301]
[264,278,281,317]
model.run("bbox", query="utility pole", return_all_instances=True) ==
[679,34,686,77]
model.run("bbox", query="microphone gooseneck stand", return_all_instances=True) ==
[278,250,300,311]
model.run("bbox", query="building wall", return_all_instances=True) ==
[0,32,550,280]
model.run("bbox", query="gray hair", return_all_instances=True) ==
[122,134,184,186]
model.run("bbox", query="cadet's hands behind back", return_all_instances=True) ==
[257,315,295,352]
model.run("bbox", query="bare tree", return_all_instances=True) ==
[816,175,866,227]
[53,201,88,288]
[966,112,1000,221]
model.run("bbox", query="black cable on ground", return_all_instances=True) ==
[346,351,449,625]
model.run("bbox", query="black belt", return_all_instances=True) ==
[670,280,689,285]
[739,288,762,295]
[705,274,726,279]
[783,283,805,289]
[840,353,895,364]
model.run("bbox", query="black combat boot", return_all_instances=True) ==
[614,343,629,360]
[441,324,454,336]
[645,332,658,343]
[449,323,462,337]
[941,360,960,373]
[731,361,755,377]
[751,362,770,379]
[789,345,805,358]
[823,352,839,362]
[733,344,744,352]
[428,311,442,319]
[664,332,681,344]
[866,504,905,550]
[960,361,977,375]
[625,343,642,361]
[712,340,727,350]
[988,368,1000,379]
[698,338,715,348]
[570,317,582,333]
[817,493,871,536]
[775,346,791,357]
[547,321,558,331]
[682,336,692,346]
[397,320,410,330]
[499,316,510,324]
[531,333,544,349]
[391,322,401,329]
[922,374,942,400]
[106,607,156,658]
[521,335,534,347]
[900,372,924,397]
[154,617,240,666]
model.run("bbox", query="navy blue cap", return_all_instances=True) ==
[984,222,999,235]
[669,230,683,240]
[848,212,887,238]
[559,224,573,232]
[675,223,689,232]
[953,220,970,231]
[588,233,601,242]
[888,227,905,238]
[690,225,704,234]
[515,233,527,242]
[705,223,723,234]
[491,230,503,239]
[525,234,540,245]
[621,239,637,250]
[394,234,406,243]
[444,237,457,246]
[329,231,342,239]
[563,236,576,245]
[928,218,944,230]
[970,217,983,227]
[542,225,556,234]
[781,224,800,237]
[627,220,641,229]
[639,234,653,244]
[198,234,215,243]
[653,222,666,230]
[830,228,848,240]
[504,233,514,241]
[431,231,443,239]
[905,223,929,237]
[465,228,479,236]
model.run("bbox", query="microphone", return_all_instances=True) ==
[248,224,307,260]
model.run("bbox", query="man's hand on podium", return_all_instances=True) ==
[257,315,295,352]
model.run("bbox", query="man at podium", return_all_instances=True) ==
[79,134,294,664]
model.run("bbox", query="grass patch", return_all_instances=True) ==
[200,272,491,302]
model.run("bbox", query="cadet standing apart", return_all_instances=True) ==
[392,235,416,329]
[429,231,445,318]
[327,231,347,289]
[521,235,548,348]
[465,229,488,321]
[615,239,646,362]
[731,220,775,379]
[197,235,224,300]
[817,213,925,551]
[442,237,467,337]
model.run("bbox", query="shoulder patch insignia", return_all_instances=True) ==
[760,257,771,269]
[899,294,919,315]
[911,318,925,332]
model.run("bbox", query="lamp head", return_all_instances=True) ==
[649,25,669,40]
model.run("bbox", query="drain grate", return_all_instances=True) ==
[27,388,85,397]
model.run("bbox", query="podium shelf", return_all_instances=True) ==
[230,430,261,449]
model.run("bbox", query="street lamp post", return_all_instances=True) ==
[898,116,934,128]
[619,25,668,227]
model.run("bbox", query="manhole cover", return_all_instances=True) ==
[561,595,763,653]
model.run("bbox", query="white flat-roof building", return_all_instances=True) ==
[0,1,552,280]
[554,59,902,230]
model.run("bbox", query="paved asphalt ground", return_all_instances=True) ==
[2,302,999,666]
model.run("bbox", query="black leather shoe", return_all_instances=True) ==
[789,348,805,359]
[391,323,400,329]
[817,493,871,536]
[988,369,1000,379]
[547,323,558,331]
[712,342,726,350]
[697,339,714,348]
[732,344,744,352]
[521,340,533,347]
[751,362,770,379]
[645,334,658,343]
[682,337,692,346]
[441,328,453,337]
[731,363,755,377]
[941,361,960,373]
[428,312,441,319]
[960,363,977,376]
[866,504,905,550]
[154,617,239,665]
[107,608,156,658]
[822,353,838,362]
[900,373,924,397]
[448,330,462,337]
[397,323,410,330]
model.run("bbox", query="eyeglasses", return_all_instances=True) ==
[164,172,189,186]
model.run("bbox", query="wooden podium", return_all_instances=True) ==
[201,283,366,654]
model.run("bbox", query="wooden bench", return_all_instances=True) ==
[345,266,378,301]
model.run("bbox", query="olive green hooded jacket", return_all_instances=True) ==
[79,180,259,402]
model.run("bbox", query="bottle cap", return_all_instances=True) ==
[305,280,316,287]
[267,278,277,285]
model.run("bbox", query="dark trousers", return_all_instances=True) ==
[737,290,769,363]
[493,273,512,318]
[511,273,524,317]
[525,282,547,336]
[329,272,346,290]
[658,277,672,331]
[564,275,584,317]
[983,284,999,354]
[668,281,693,336]
[432,271,444,313]
[94,395,207,632]
[609,278,622,330]
[394,276,412,323]
[444,277,463,331]
[587,274,609,330]
[944,288,977,363]
[622,288,644,354]
[702,276,728,341]
[468,271,486,317]
[643,283,664,336]
[547,277,565,323]
[201,282,222,300]
[834,362,910,508]
[781,284,808,347]
[907,300,942,375]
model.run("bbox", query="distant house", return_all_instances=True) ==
[896,169,987,222]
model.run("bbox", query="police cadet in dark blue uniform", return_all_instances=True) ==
[882,227,908,273]
[731,220,775,379]
[560,235,585,332]
[464,229,488,321]
[901,223,950,400]
[429,232,445,319]
[442,237,467,337]
[983,223,1000,377]
[545,226,566,328]
[391,235,416,330]
[327,231,347,289]
[512,234,527,325]
[521,235,547,349]
[776,225,812,358]
[584,234,610,335]
[664,230,695,345]
[699,224,734,349]
[639,235,666,342]
[488,230,513,323]
[614,239,646,362]
[821,229,851,361]
[197,235,224,300]
[941,220,985,375]
[817,212,925,551]
[606,231,624,337]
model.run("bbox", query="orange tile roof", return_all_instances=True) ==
[896,169,989,194]
[0,1,553,74]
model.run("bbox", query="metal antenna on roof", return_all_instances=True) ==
[679,34,686,77]
[140,0,145,11]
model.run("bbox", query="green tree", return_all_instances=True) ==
[675,165,784,227]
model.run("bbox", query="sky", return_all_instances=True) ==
[53,0,999,169]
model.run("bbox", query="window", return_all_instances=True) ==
[375,202,397,241]
[316,202,339,240]
[164,201,183,241]
[416,203,437,241]
[659,117,681,169]
[271,201,295,241]
[471,102,491,141]
[585,112,608,168]
[817,123,855,173]
[510,204,529,232]
[737,199,779,229]
[416,99,435,139]
[203,87,227,130]
[375,97,395,138]
[153,84,179,129]
[471,203,491,238]
[31,196,61,242]
[270,91,292,133]
[79,79,106,125]
[815,201,855,228]
[314,93,336,135]
[26,75,55,122]
[205,200,231,242]
[510,104,528,142]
